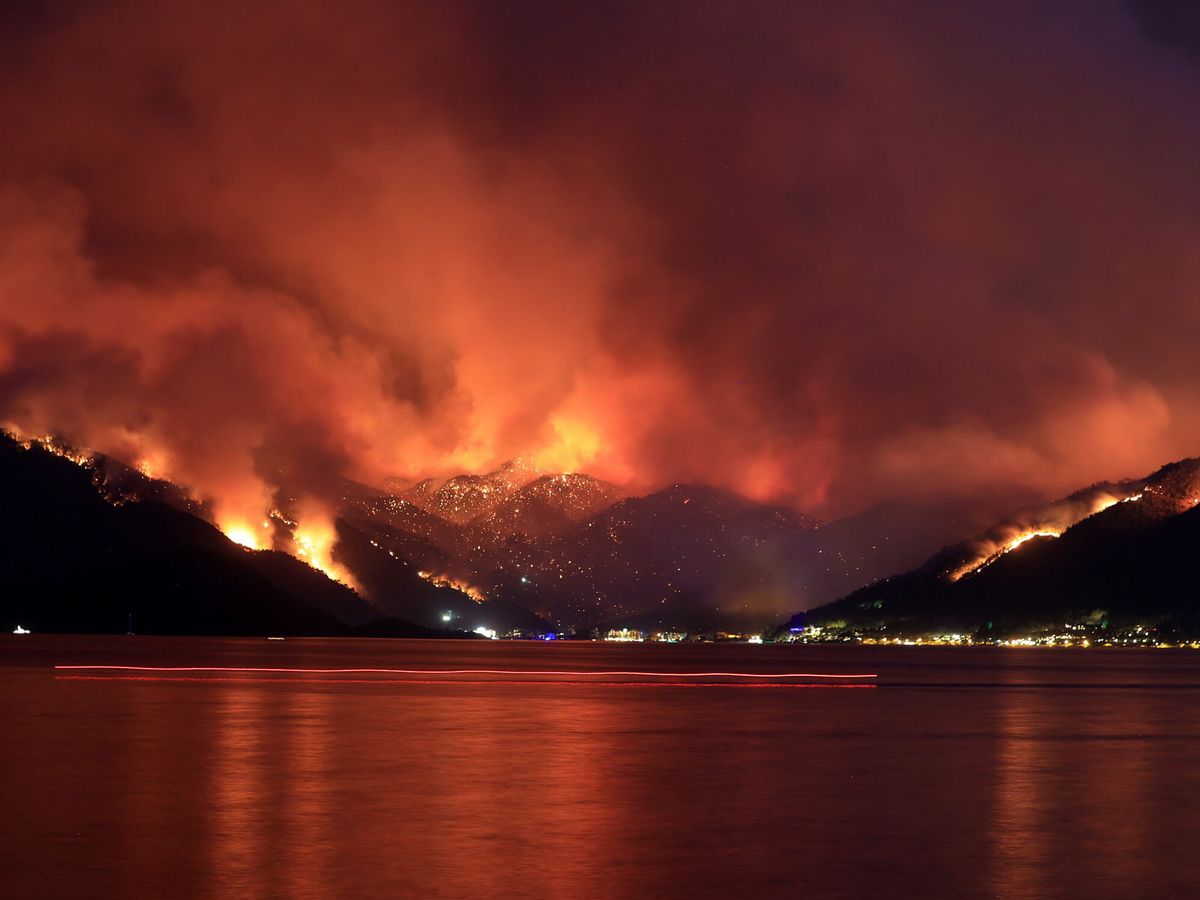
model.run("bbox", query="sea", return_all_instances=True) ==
[3,635,1199,899]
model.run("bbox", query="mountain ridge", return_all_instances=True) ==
[798,457,1200,638]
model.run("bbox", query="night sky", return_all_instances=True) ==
[3,0,1200,532]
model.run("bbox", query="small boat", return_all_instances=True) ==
[12,625,31,635]
[267,636,286,641]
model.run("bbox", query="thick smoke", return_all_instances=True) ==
[1,0,1199,525]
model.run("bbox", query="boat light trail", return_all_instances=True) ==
[54,665,876,679]
[54,674,875,688]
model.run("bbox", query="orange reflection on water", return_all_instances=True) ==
[211,686,267,896]
[989,670,1166,899]
[280,689,335,899]
[991,688,1049,899]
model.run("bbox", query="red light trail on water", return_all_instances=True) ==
[54,665,877,680]
[54,674,876,689]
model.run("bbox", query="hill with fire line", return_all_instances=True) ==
[797,457,1200,639]
[0,433,483,637]
[2,428,991,634]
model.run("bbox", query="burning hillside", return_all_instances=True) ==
[801,455,1200,639]
[945,488,1145,582]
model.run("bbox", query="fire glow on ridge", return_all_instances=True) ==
[947,491,1144,582]
[221,520,269,551]
[293,511,359,591]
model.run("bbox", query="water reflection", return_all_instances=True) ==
[281,689,334,899]
[992,688,1049,899]
[116,683,180,895]
[990,673,1177,899]
[211,685,267,896]
[7,638,1200,899]
[519,696,623,895]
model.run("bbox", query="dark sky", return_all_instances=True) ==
[2,0,1199,532]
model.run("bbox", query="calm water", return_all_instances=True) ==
[3,637,1200,899]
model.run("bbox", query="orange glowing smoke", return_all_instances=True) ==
[531,416,603,475]
[6,0,1200,532]
[292,504,359,591]
[134,453,167,480]
[947,490,1143,582]
[217,500,360,592]
[219,518,271,551]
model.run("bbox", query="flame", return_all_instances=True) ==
[134,453,168,480]
[417,570,486,603]
[292,505,359,590]
[1004,529,1061,552]
[220,518,269,550]
[947,490,1145,581]
[5,424,368,591]
[5,427,94,467]
[532,415,601,475]
[946,527,1061,581]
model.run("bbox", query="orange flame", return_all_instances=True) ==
[218,517,271,551]
[416,570,486,603]
[531,415,602,474]
[947,490,1143,581]
[292,503,359,590]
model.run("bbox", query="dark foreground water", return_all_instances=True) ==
[3,637,1200,899]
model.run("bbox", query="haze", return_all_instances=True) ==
[3,0,1199,533]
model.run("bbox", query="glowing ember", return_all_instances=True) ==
[5,428,94,467]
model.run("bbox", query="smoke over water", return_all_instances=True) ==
[3,0,1200,549]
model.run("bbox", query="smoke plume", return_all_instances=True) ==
[2,0,1199,530]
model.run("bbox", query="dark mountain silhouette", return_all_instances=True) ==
[801,458,1200,637]
[787,494,1018,606]
[0,435,460,637]
[479,484,822,627]
[331,519,552,634]
[9,430,1075,636]
[342,471,1016,630]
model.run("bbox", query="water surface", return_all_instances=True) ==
[3,636,1198,898]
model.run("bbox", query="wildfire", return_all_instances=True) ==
[292,506,359,590]
[947,529,1061,581]
[1004,529,1061,552]
[220,519,270,551]
[417,570,486,603]
[532,415,601,475]
[947,490,1145,582]
[4,423,370,592]
[5,428,94,467]
[135,454,167,480]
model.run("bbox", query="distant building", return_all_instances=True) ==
[603,628,644,642]
[650,631,687,643]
